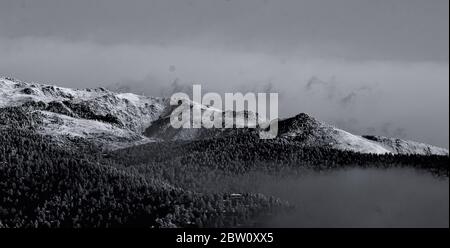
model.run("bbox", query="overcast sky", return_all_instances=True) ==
[0,0,448,147]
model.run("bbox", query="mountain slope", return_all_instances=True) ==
[277,113,448,155]
[363,135,449,156]
[277,113,391,154]
[0,77,169,149]
[144,99,263,141]
[144,110,448,156]
[1,77,447,155]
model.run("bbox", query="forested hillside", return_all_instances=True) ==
[0,128,284,228]
[1,116,448,228]
[107,132,448,195]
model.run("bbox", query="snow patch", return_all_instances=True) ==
[37,111,155,150]
[363,135,449,156]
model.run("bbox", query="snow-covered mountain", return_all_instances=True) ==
[0,77,448,155]
[144,99,263,141]
[277,113,392,154]
[0,77,169,149]
[362,135,449,156]
[277,113,448,155]
[144,110,448,155]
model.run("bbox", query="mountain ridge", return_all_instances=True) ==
[0,77,448,155]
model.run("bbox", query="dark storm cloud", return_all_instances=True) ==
[339,86,373,107]
[306,77,328,91]
[305,76,375,106]
[305,76,338,100]
[340,92,357,106]
[0,0,448,61]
